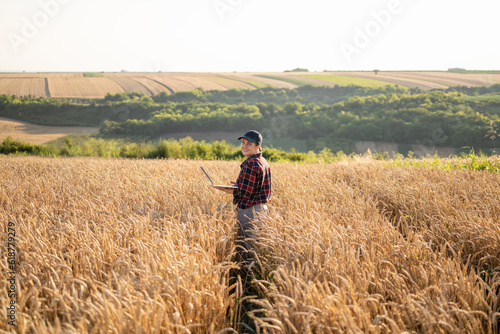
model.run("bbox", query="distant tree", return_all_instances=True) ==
[155,91,169,103]
[374,69,379,75]
[285,68,309,72]
[141,96,154,103]
[484,120,498,151]
[284,101,302,115]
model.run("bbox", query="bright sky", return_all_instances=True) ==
[1,0,499,72]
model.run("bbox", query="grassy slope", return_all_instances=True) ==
[298,74,400,88]
[1,71,500,98]
[254,74,315,87]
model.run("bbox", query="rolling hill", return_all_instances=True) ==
[1,71,500,99]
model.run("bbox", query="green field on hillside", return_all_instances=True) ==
[255,75,315,87]
[447,70,500,74]
[299,74,399,88]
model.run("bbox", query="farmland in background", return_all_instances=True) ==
[1,83,500,157]
[1,71,500,98]
[0,117,98,144]
[0,156,498,333]
[0,77,46,97]
[311,71,500,90]
[298,74,399,88]
[48,76,124,99]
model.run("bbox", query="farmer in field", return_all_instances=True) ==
[213,130,271,270]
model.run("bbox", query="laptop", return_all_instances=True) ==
[200,167,237,189]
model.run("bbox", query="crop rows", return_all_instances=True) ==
[104,75,152,96]
[48,77,124,98]
[0,78,46,97]
[1,72,500,98]
[314,71,500,90]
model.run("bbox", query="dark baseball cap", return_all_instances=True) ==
[238,130,263,145]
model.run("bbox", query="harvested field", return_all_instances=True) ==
[0,73,80,78]
[0,77,47,97]
[48,77,124,98]
[105,76,151,95]
[127,76,172,96]
[44,73,83,78]
[147,74,200,92]
[1,71,500,98]
[165,75,227,91]
[149,75,202,92]
[226,73,297,89]
[132,74,228,93]
[0,117,99,144]
[0,156,498,333]
[322,71,500,90]
[390,71,500,87]
[198,75,255,90]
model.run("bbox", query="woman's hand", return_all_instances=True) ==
[213,185,235,194]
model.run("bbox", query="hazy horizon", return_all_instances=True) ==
[1,0,499,73]
[4,69,500,74]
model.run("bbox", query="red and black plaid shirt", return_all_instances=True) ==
[233,153,271,209]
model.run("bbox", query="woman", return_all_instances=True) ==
[214,130,271,266]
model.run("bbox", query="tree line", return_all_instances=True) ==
[0,135,341,163]
[0,85,499,154]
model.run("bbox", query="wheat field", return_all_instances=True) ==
[0,156,499,333]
